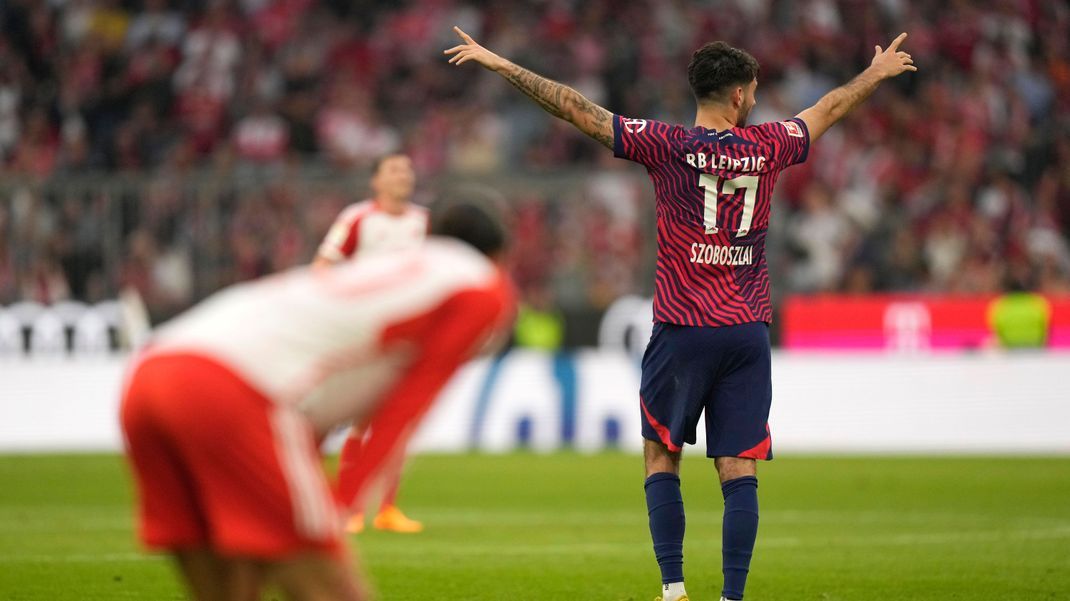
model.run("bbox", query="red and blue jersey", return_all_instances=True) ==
[613,114,810,327]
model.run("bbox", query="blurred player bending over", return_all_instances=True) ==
[121,200,513,600]
[315,152,429,534]
[447,26,915,601]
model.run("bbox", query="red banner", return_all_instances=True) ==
[782,295,1070,350]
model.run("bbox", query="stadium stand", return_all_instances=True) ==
[0,0,1067,343]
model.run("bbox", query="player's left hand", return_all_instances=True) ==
[444,26,508,72]
[870,32,917,79]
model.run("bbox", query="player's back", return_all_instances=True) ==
[149,238,509,432]
[613,115,810,327]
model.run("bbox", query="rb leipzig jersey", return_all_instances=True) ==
[613,114,810,327]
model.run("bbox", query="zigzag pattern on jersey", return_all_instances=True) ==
[654,220,762,326]
[618,115,807,328]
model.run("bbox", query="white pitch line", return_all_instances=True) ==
[382,508,1070,528]
[802,527,1070,548]
[370,527,1070,558]
[4,508,1064,531]
[2,527,1068,563]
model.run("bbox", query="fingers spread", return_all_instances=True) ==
[444,45,466,54]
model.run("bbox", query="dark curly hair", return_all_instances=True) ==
[687,42,760,103]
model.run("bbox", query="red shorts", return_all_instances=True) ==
[120,351,343,559]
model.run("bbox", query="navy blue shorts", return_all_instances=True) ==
[639,321,773,460]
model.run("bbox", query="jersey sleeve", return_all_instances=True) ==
[335,281,513,509]
[752,118,811,168]
[317,209,361,262]
[612,115,675,167]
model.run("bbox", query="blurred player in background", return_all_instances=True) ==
[314,154,427,267]
[447,26,915,601]
[315,153,430,535]
[121,200,512,600]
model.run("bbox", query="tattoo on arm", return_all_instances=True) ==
[499,63,568,118]
[499,62,614,149]
[573,97,614,150]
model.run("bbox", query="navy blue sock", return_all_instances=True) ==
[721,476,759,600]
[644,472,685,584]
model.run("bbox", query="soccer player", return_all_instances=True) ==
[315,152,429,534]
[446,27,915,601]
[314,153,428,266]
[120,200,512,600]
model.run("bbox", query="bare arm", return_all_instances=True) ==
[444,26,613,149]
[796,33,917,143]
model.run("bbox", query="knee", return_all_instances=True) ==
[644,440,681,477]
[715,457,756,483]
[645,458,679,478]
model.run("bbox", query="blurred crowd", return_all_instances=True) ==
[1,0,1068,328]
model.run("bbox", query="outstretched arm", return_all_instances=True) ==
[796,33,917,143]
[444,26,613,149]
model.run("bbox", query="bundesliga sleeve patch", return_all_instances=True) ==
[780,120,804,138]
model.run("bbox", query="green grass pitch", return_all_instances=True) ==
[1,453,1068,600]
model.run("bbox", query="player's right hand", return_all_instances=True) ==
[869,32,917,79]
[444,26,507,72]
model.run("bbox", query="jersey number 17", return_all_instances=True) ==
[699,174,759,237]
